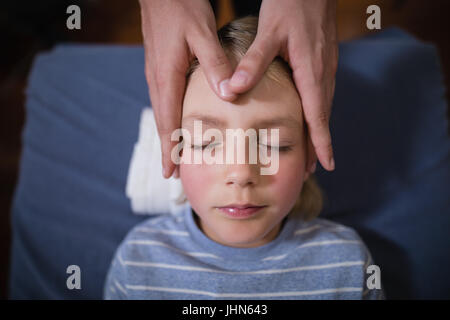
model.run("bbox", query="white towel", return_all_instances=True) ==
[125,107,188,215]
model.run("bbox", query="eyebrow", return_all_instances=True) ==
[182,113,301,129]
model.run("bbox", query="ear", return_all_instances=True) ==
[304,131,317,182]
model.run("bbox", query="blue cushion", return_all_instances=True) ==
[9,28,450,299]
[316,29,450,299]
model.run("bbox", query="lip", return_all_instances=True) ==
[215,204,267,219]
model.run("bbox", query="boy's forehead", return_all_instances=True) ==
[182,112,302,131]
[183,69,303,125]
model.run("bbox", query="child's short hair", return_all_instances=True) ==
[178,16,323,221]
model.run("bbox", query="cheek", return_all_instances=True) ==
[180,163,215,206]
[269,152,306,208]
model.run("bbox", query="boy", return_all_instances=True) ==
[104,16,384,300]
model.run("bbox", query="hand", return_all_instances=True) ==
[226,0,338,171]
[139,0,236,178]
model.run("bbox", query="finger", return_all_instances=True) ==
[306,130,318,173]
[145,59,160,117]
[144,59,174,178]
[295,79,335,171]
[145,62,175,178]
[228,34,279,94]
[173,165,180,179]
[153,63,187,179]
[191,33,236,101]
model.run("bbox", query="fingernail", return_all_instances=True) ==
[162,167,168,178]
[219,79,234,98]
[230,70,248,87]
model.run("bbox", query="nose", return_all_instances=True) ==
[223,132,261,187]
[225,163,260,188]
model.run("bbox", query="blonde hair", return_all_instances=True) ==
[178,15,323,222]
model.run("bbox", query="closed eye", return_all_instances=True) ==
[190,142,222,150]
[190,143,292,152]
[259,144,292,152]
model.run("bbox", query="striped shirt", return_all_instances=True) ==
[103,204,384,300]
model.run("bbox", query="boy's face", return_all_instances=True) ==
[179,67,315,248]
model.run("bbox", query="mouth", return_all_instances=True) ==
[215,204,267,219]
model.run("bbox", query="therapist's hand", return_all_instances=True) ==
[227,0,338,171]
[139,0,236,178]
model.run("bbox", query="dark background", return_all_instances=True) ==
[1,0,449,299]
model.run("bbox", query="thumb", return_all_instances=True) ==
[228,35,278,94]
[191,33,236,101]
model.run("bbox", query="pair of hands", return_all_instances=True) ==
[139,0,338,178]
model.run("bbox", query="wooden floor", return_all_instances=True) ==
[1,0,449,299]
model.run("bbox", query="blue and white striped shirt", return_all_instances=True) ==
[104,204,384,300]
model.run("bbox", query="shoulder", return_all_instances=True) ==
[287,217,384,299]
[114,213,189,261]
[292,217,361,240]
[126,213,189,240]
[289,217,371,263]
